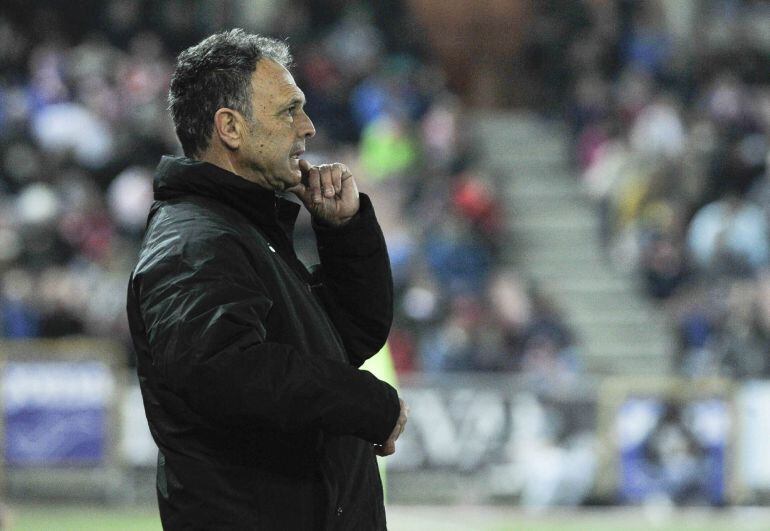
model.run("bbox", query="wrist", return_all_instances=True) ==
[313,212,356,228]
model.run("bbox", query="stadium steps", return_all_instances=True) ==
[471,111,673,375]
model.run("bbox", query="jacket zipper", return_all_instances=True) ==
[267,235,349,362]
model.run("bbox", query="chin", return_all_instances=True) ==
[275,171,301,192]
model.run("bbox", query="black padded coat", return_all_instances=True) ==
[126,156,400,530]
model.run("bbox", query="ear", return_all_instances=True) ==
[213,108,243,151]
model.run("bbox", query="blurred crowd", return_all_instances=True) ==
[0,0,579,376]
[563,0,770,378]
[5,0,770,511]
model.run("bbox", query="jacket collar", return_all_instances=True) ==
[153,155,300,230]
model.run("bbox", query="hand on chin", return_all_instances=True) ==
[289,159,359,226]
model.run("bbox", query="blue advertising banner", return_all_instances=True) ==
[2,361,114,466]
[616,397,729,505]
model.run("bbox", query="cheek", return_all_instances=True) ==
[258,124,292,159]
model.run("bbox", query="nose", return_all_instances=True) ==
[298,110,316,139]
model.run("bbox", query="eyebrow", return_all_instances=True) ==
[281,95,305,110]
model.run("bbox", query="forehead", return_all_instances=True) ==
[250,59,302,105]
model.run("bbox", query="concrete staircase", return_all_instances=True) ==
[471,111,673,374]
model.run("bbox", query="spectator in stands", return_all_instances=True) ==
[687,192,769,277]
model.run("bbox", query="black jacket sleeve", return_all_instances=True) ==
[312,194,394,367]
[134,231,398,444]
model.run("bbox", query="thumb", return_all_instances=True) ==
[298,158,313,186]
[288,159,313,201]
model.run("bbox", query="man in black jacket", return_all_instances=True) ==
[126,29,408,530]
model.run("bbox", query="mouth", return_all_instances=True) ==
[290,148,304,160]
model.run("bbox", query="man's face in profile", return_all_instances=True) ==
[239,58,316,191]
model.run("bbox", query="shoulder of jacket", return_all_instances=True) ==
[153,197,243,232]
[138,198,276,269]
